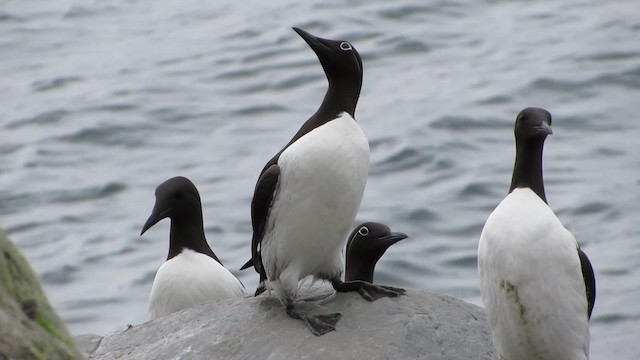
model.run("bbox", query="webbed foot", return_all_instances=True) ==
[332,280,406,301]
[286,306,341,336]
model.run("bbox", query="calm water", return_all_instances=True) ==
[1,0,638,358]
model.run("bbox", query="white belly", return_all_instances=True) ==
[478,188,590,360]
[262,112,370,303]
[149,249,246,319]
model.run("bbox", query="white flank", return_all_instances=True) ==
[478,188,590,360]
[262,112,370,304]
[149,248,246,319]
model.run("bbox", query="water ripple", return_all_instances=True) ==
[6,109,69,129]
[31,76,83,92]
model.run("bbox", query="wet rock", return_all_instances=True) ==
[86,289,496,360]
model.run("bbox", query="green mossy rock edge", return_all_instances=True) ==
[0,226,83,359]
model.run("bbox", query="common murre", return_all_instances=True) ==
[478,108,596,360]
[141,176,246,319]
[241,27,405,336]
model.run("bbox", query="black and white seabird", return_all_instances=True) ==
[241,27,404,336]
[141,176,246,319]
[346,222,408,282]
[478,108,596,360]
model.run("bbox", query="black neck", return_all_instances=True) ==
[345,257,376,283]
[509,138,547,203]
[315,79,360,120]
[167,215,220,263]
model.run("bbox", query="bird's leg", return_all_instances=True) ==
[285,304,341,336]
[331,279,406,301]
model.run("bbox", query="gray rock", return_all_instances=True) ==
[74,334,103,358]
[0,227,83,360]
[86,290,496,360]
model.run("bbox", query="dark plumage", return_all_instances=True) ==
[345,222,408,283]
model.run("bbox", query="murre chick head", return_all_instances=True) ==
[141,176,202,235]
[346,222,408,282]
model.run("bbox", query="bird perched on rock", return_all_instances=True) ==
[345,222,408,282]
[241,27,404,336]
[142,176,246,319]
[478,107,596,360]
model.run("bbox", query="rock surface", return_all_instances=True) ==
[85,289,496,360]
[0,227,83,360]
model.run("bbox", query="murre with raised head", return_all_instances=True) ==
[478,107,596,360]
[142,176,246,320]
[241,27,405,336]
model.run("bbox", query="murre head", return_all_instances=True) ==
[345,222,408,282]
[141,176,220,262]
[141,176,202,235]
[510,107,553,203]
[293,27,363,117]
[515,107,553,140]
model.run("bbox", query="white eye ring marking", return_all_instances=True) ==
[358,226,369,236]
[340,42,352,51]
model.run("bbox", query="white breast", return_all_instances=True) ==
[478,188,590,360]
[262,112,370,300]
[149,249,246,319]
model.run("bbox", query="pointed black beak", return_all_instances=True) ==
[140,207,172,235]
[535,122,553,136]
[293,27,333,58]
[378,232,408,246]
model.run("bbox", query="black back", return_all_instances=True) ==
[141,176,221,263]
[244,28,364,283]
[345,222,407,283]
[508,107,596,319]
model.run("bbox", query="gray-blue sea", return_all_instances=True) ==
[1,0,638,358]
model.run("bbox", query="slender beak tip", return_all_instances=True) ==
[140,207,171,236]
[140,213,161,236]
[292,27,320,45]
[381,232,409,245]
[394,233,409,242]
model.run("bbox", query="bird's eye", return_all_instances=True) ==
[339,42,352,51]
[174,192,184,199]
[358,226,369,236]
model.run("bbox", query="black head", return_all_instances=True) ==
[141,176,202,235]
[345,222,408,282]
[293,27,363,117]
[514,107,553,141]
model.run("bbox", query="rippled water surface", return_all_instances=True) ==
[1,1,639,358]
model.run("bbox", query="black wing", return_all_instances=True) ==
[243,164,280,294]
[578,247,596,319]
[240,254,267,296]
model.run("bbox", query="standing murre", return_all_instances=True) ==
[141,176,246,320]
[478,108,596,360]
[241,27,405,336]
[346,222,408,282]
